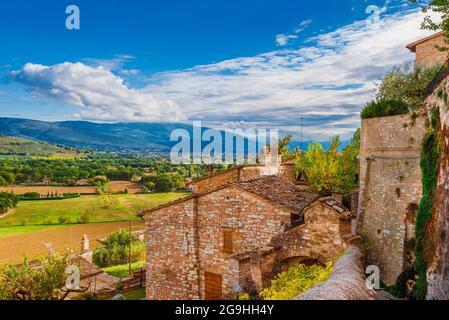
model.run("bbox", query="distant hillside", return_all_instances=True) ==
[0,118,195,153]
[0,135,78,157]
[0,117,348,154]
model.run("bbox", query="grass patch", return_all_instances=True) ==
[0,192,188,228]
[102,261,146,278]
[0,224,69,237]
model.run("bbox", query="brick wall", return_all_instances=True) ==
[358,113,426,285]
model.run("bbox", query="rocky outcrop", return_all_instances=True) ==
[293,246,376,300]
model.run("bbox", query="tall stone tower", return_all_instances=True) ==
[357,113,426,285]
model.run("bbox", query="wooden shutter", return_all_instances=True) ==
[205,272,223,300]
[223,229,234,253]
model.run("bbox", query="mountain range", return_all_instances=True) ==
[0,117,342,153]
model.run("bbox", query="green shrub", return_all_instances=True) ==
[102,261,146,278]
[238,293,251,300]
[361,99,410,119]
[260,262,333,300]
[93,230,146,268]
[79,212,91,224]
[58,216,68,224]
[23,192,40,199]
[0,192,18,213]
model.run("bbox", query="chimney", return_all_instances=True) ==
[81,234,90,252]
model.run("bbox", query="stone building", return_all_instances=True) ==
[188,148,297,194]
[407,31,447,67]
[357,32,448,286]
[142,149,354,300]
[357,113,426,285]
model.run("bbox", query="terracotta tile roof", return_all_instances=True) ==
[232,176,320,212]
[69,256,103,280]
[317,197,353,220]
[406,31,444,52]
[18,255,103,280]
[230,246,277,261]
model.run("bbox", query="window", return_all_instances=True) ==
[223,229,234,253]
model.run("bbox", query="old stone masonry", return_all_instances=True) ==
[141,148,355,300]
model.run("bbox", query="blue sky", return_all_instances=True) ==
[0,0,437,140]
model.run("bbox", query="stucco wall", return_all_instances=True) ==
[358,113,426,285]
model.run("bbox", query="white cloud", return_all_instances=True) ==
[276,34,298,46]
[294,19,312,33]
[146,9,437,140]
[119,69,141,76]
[10,9,439,140]
[11,62,185,122]
[276,19,312,46]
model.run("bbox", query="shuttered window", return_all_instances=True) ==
[223,229,234,253]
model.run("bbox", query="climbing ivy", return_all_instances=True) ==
[384,107,441,300]
[413,107,440,300]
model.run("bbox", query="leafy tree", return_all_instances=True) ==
[296,137,341,195]
[0,254,83,300]
[411,0,449,53]
[0,192,18,213]
[375,64,440,111]
[296,132,360,195]
[277,134,295,160]
[93,230,145,268]
[338,129,360,194]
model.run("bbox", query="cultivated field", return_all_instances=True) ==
[0,192,188,230]
[0,221,145,264]
[0,181,145,195]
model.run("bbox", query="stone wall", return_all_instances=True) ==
[145,198,200,300]
[424,80,449,300]
[272,201,351,265]
[358,113,426,285]
[190,168,240,194]
[278,164,297,185]
[413,33,447,67]
[145,185,294,300]
[195,186,293,299]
